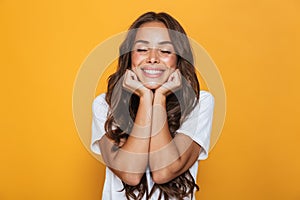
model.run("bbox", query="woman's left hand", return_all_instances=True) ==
[155,69,182,96]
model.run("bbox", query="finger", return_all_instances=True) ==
[173,69,182,84]
[123,70,131,89]
[167,74,174,82]
[168,70,176,82]
[124,70,136,87]
[125,70,133,80]
[169,70,179,82]
[132,67,137,74]
[174,69,180,77]
[129,70,138,81]
[123,69,129,82]
[176,69,182,80]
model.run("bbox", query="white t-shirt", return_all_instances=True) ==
[91,90,215,200]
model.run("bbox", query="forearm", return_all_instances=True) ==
[100,93,153,184]
[149,93,200,183]
[149,94,181,173]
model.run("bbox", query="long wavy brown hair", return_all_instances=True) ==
[104,12,201,199]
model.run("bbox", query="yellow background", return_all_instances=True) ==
[1,0,300,199]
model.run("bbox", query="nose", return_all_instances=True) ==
[146,48,160,64]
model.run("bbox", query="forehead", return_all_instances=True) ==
[134,22,171,43]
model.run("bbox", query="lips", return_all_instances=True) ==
[143,69,163,75]
[141,67,165,78]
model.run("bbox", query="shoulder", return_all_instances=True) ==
[93,93,107,105]
[198,90,215,109]
[199,90,214,103]
[188,90,214,117]
[94,93,106,101]
[92,93,108,115]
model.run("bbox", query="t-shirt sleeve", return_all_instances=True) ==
[90,94,108,155]
[176,90,215,160]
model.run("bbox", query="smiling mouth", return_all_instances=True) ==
[141,68,165,78]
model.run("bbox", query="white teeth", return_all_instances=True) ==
[143,69,163,75]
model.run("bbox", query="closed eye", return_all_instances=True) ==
[159,49,172,54]
[136,48,149,52]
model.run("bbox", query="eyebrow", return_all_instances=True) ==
[134,40,173,45]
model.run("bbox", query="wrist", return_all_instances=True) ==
[153,92,166,105]
[140,90,153,102]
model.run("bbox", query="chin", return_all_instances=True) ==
[143,82,162,90]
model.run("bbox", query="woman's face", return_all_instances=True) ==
[131,21,177,89]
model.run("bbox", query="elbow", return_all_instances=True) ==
[151,160,182,184]
[152,169,172,184]
[121,173,143,186]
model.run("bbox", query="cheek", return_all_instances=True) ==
[131,53,144,68]
[161,56,177,68]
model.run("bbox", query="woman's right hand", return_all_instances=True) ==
[122,69,152,98]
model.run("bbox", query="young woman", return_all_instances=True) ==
[91,12,215,200]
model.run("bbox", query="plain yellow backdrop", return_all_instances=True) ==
[1,0,300,199]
